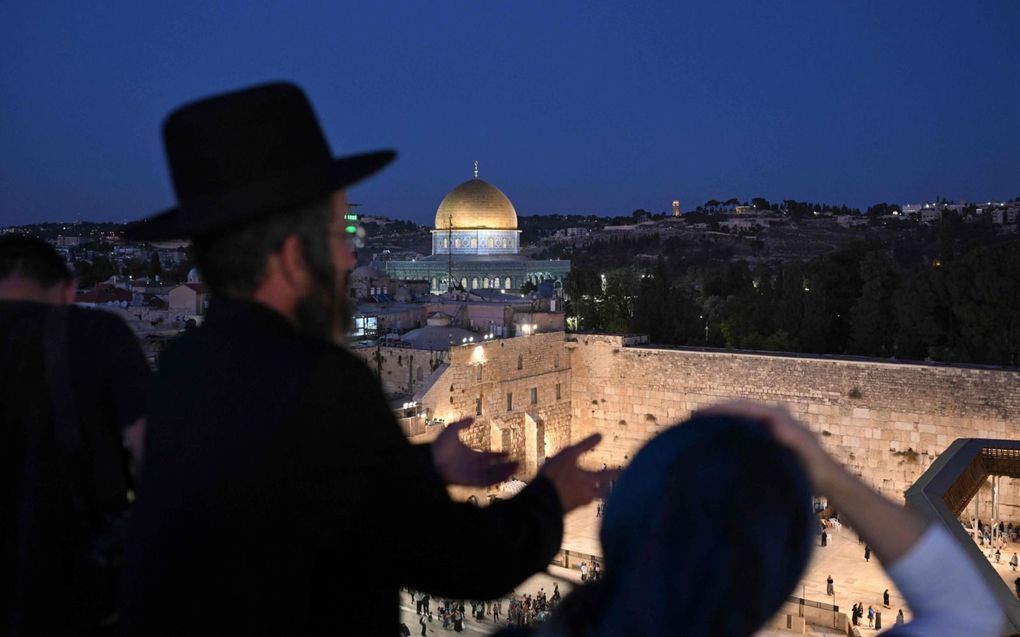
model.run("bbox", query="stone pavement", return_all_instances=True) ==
[978,535,1020,596]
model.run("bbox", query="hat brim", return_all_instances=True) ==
[124,150,395,241]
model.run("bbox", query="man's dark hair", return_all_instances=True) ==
[0,235,73,287]
[192,198,334,297]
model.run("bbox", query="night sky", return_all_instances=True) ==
[2,1,1018,227]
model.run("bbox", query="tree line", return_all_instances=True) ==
[566,231,1020,367]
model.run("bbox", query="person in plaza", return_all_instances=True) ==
[896,609,905,624]
[867,604,875,628]
[419,613,427,636]
[826,575,834,596]
[493,402,1002,637]
[119,82,615,635]
[494,599,502,622]
[1011,552,1019,571]
[1,235,150,636]
[883,588,890,608]
[864,544,871,562]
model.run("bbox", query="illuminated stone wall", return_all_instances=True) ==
[569,334,1020,521]
[416,331,572,477]
[351,344,448,397]
[382,330,1020,522]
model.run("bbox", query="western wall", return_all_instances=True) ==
[372,331,1020,521]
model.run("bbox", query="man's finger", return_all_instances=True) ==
[558,433,602,460]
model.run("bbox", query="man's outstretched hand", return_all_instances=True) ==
[539,434,619,514]
[431,418,519,487]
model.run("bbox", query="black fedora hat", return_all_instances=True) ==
[124,82,395,241]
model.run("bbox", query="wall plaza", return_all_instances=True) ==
[367,330,1020,631]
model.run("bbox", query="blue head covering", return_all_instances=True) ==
[589,414,815,637]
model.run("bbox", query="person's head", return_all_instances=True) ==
[122,82,393,341]
[192,191,357,341]
[0,235,75,304]
[589,414,814,637]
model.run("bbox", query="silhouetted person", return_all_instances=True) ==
[119,82,614,635]
[1,235,148,635]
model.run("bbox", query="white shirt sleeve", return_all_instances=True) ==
[884,524,1003,636]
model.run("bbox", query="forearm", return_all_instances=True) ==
[821,463,925,565]
[886,525,1003,636]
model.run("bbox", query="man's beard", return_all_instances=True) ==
[295,274,353,344]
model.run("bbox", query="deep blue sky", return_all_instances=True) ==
[2,2,1018,227]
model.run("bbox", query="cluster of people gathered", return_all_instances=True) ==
[848,589,905,631]
[408,583,565,633]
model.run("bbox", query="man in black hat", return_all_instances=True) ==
[120,82,612,635]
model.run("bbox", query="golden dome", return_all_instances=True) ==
[434,178,518,230]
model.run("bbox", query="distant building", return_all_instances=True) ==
[385,163,570,293]
[672,200,681,217]
[56,235,89,248]
[168,282,209,316]
[76,284,133,308]
[920,207,943,224]
[992,208,1019,225]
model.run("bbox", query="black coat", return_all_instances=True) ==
[122,299,562,635]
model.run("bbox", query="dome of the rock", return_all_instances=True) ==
[434,178,518,230]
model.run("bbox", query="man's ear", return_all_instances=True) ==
[277,235,311,292]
